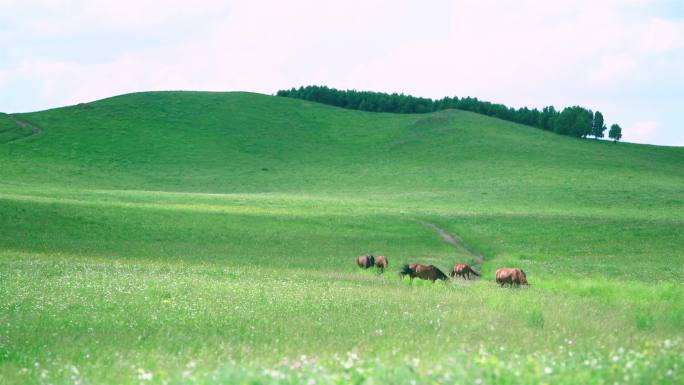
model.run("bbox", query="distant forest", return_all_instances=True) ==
[276,86,623,141]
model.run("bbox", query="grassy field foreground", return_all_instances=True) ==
[0,92,683,384]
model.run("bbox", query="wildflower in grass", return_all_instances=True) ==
[264,368,285,379]
[137,368,153,381]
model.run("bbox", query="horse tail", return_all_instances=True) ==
[470,267,481,277]
[399,264,413,278]
[434,266,449,281]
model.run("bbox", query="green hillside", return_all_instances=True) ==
[0,113,34,143]
[1,92,683,384]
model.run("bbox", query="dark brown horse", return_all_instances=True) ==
[374,255,388,272]
[400,263,449,282]
[357,255,375,269]
[450,263,481,280]
[495,268,529,287]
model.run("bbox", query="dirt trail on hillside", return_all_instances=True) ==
[419,221,484,273]
[4,115,43,143]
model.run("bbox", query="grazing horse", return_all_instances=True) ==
[495,268,529,287]
[357,255,375,269]
[374,255,388,272]
[400,263,449,282]
[450,263,481,280]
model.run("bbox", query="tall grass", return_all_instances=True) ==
[0,92,682,384]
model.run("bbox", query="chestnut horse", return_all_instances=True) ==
[374,255,388,272]
[400,263,449,282]
[450,263,481,280]
[357,255,375,269]
[495,268,529,287]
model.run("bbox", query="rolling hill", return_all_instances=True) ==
[1,91,683,384]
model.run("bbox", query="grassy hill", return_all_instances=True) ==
[1,91,683,384]
[0,113,34,143]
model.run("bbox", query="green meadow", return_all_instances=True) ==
[1,92,683,384]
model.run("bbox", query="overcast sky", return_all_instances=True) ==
[1,0,682,145]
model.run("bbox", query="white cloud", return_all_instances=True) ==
[624,120,659,143]
[636,18,684,54]
[591,54,639,84]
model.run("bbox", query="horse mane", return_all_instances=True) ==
[399,264,414,277]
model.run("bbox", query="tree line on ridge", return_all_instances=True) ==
[276,85,623,142]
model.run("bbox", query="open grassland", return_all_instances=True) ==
[1,92,683,384]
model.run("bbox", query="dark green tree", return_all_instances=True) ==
[538,106,558,131]
[609,124,622,142]
[592,111,606,139]
[555,106,593,138]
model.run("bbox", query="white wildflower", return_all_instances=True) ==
[137,368,153,381]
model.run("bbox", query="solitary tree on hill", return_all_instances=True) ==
[609,124,622,143]
[592,111,606,139]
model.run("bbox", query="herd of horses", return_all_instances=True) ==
[357,255,529,287]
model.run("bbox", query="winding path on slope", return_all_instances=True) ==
[419,221,484,273]
[3,115,43,143]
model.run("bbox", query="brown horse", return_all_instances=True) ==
[400,263,449,282]
[357,255,375,269]
[374,255,388,272]
[450,263,481,280]
[495,268,529,287]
